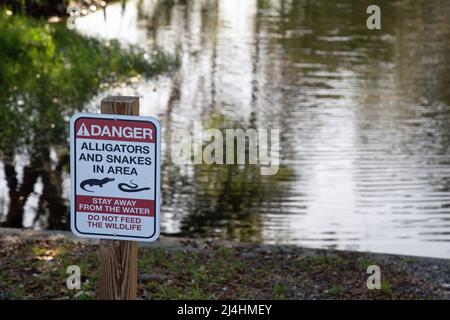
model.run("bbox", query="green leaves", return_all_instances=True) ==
[0,11,175,153]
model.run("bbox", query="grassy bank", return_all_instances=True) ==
[1,229,449,300]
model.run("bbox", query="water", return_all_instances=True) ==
[3,0,450,258]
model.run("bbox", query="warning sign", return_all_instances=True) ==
[70,113,160,241]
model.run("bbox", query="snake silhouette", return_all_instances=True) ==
[118,180,151,193]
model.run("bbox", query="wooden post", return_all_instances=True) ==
[98,96,139,300]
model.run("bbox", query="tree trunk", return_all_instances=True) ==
[2,150,42,227]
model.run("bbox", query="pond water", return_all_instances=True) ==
[2,0,450,258]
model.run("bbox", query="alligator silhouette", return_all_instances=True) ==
[80,177,115,193]
[118,180,151,193]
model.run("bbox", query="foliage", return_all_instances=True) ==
[0,10,175,154]
[329,285,345,296]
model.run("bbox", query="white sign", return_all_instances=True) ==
[70,113,160,241]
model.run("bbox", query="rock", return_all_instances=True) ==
[255,247,272,254]
[241,252,256,259]
[139,273,167,282]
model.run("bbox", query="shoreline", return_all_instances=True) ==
[1,227,449,262]
[1,227,449,299]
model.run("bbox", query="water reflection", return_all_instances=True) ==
[2,0,450,258]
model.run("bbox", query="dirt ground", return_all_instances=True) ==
[1,228,449,300]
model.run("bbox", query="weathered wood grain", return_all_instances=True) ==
[98,95,139,300]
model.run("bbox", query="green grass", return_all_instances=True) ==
[405,257,418,265]
[74,292,94,300]
[12,286,26,299]
[138,246,249,299]
[296,254,345,273]
[358,257,376,270]
[218,246,234,257]
[380,281,392,294]
[308,255,344,266]
[295,258,312,272]
[274,284,286,299]
[329,285,344,296]
[0,238,439,299]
